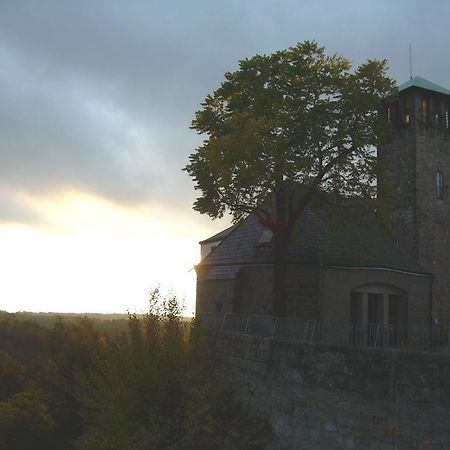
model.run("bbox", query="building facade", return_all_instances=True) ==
[196,76,450,326]
[196,210,433,327]
[378,76,450,318]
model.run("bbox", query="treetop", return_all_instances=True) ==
[184,41,397,225]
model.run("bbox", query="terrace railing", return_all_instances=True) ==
[200,312,450,354]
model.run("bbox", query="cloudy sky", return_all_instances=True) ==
[1,0,449,314]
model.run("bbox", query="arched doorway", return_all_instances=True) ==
[350,284,407,347]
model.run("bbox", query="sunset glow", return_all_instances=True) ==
[1,1,448,314]
[0,192,222,314]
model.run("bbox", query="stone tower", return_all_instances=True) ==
[378,76,450,319]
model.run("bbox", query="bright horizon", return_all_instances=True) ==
[1,1,449,314]
[0,191,227,315]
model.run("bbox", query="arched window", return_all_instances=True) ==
[350,284,407,347]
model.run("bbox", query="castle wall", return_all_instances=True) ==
[377,136,418,259]
[415,135,450,316]
[378,89,450,318]
[195,265,236,313]
[197,264,321,318]
[211,331,450,449]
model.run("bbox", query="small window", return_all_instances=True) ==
[446,110,449,129]
[215,302,223,312]
[259,229,273,244]
[422,97,428,122]
[402,97,412,124]
[436,171,444,199]
[387,107,391,122]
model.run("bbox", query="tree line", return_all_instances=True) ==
[0,290,272,450]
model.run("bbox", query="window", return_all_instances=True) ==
[387,106,391,122]
[422,97,428,122]
[259,229,273,244]
[350,284,407,347]
[446,110,449,129]
[404,97,411,124]
[436,171,444,199]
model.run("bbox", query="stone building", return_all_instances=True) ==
[196,209,433,327]
[196,76,450,326]
[378,76,450,319]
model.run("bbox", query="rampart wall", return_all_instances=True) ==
[210,331,450,449]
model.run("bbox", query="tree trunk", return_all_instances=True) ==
[272,227,291,317]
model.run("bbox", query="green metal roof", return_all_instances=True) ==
[399,76,450,96]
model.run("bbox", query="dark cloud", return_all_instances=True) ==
[0,0,449,223]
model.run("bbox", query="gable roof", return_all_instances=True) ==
[399,76,450,96]
[200,209,431,276]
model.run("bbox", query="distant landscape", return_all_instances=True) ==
[0,299,272,450]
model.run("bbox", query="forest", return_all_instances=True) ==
[0,290,272,450]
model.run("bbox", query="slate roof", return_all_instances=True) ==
[399,76,450,96]
[200,209,431,275]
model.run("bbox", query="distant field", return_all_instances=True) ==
[3,311,129,321]
[0,310,193,335]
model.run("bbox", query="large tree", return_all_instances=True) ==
[184,41,397,317]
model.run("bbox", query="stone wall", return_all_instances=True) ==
[415,134,450,317]
[378,135,418,259]
[378,89,450,317]
[210,331,450,449]
[196,266,236,313]
[197,264,321,318]
[197,264,431,326]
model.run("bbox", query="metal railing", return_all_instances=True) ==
[200,313,450,354]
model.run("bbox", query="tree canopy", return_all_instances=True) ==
[184,41,397,315]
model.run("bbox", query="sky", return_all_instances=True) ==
[1,0,449,315]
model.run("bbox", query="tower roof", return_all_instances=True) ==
[399,76,450,96]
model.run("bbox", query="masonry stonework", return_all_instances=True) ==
[378,82,450,317]
[211,331,450,449]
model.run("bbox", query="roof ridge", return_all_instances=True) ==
[201,217,247,263]
[399,76,450,96]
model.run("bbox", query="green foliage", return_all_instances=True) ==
[0,351,25,402]
[0,313,106,449]
[0,389,55,450]
[74,289,270,450]
[185,40,397,223]
[0,299,272,450]
[185,41,397,314]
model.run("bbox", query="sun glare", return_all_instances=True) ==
[0,192,203,315]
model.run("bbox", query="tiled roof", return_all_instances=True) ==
[399,76,450,96]
[202,215,266,265]
[206,265,242,280]
[200,209,430,275]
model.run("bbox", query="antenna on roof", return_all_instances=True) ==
[409,43,413,80]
